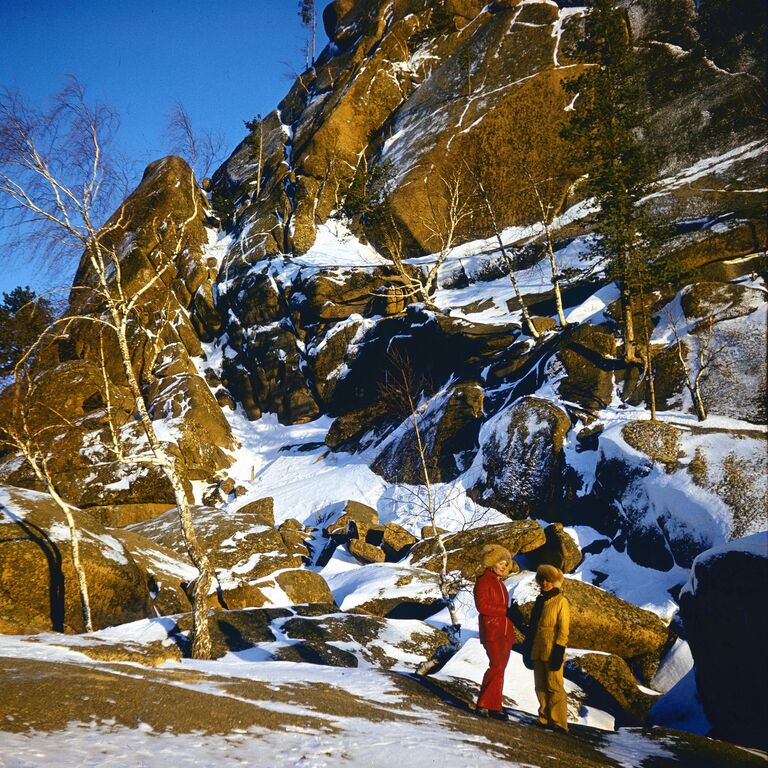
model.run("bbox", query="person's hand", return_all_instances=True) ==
[549,644,565,671]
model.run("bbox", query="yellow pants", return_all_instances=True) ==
[533,660,568,731]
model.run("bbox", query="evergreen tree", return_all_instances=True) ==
[562,0,652,362]
[0,286,54,376]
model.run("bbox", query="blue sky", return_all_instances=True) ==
[0,0,329,296]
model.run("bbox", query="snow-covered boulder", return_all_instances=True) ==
[128,501,306,581]
[678,532,768,750]
[468,396,571,519]
[172,604,449,671]
[325,562,445,619]
[0,486,154,634]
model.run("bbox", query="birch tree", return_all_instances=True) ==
[298,0,317,68]
[520,165,568,329]
[669,313,725,421]
[165,100,224,181]
[0,81,217,658]
[470,169,541,340]
[378,351,470,670]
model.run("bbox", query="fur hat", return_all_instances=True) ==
[535,563,564,588]
[481,543,512,568]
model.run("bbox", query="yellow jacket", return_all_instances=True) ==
[530,592,570,661]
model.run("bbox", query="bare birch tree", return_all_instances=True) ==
[165,100,224,181]
[520,165,568,328]
[298,0,317,68]
[378,351,473,670]
[469,168,541,340]
[669,312,725,422]
[0,81,217,658]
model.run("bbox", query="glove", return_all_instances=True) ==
[549,644,565,671]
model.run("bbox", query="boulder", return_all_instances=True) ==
[509,573,671,685]
[372,381,484,484]
[0,486,154,634]
[277,609,450,670]
[349,538,386,564]
[173,606,293,659]
[128,503,304,580]
[410,521,546,581]
[111,528,196,616]
[469,397,571,519]
[381,522,418,562]
[233,497,275,527]
[325,399,391,450]
[556,324,619,413]
[273,569,335,605]
[678,533,768,750]
[329,563,444,620]
[323,501,379,537]
[565,652,660,727]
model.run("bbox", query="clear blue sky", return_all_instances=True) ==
[0,0,330,296]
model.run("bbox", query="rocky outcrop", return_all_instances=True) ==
[468,397,571,519]
[0,486,153,634]
[679,533,768,750]
[318,501,417,566]
[555,324,619,413]
[0,156,235,507]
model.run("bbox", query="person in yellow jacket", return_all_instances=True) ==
[521,564,570,733]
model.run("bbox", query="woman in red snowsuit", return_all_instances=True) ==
[473,543,515,719]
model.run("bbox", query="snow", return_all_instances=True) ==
[0,716,517,768]
[647,669,711,736]
[323,562,442,612]
[435,637,616,731]
[651,639,694,695]
[649,140,768,200]
[292,221,390,269]
[598,728,676,768]
[0,629,541,768]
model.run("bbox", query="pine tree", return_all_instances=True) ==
[0,287,54,376]
[562,0,652,363]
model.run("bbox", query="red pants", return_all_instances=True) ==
[477,638,512,711]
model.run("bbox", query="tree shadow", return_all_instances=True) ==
[0,503,65,631]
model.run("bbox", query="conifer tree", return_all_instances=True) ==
[562,0,652,363]
[0,287,54,376]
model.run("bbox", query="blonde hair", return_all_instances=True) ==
[535,564,564,588]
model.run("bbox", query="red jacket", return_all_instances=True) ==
[474,569,515,645]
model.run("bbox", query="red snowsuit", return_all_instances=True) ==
[474,568,516,712]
